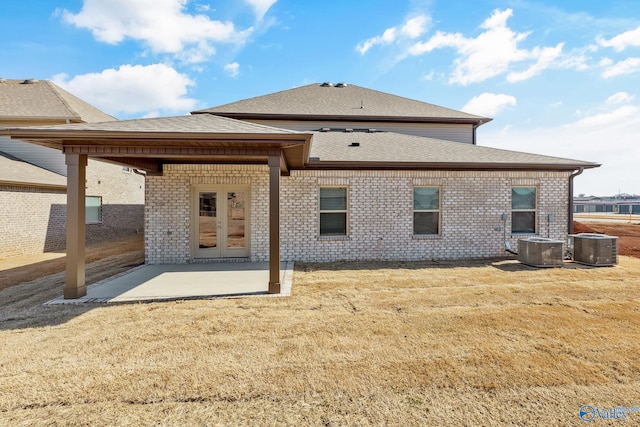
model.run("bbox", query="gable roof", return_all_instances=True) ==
[0,78,116,123]
[0,150,66,189]
[195,83,491,125]
[308,130,599,170]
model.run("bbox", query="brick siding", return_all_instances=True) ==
[0,160,144,258]
[146,165,571,263]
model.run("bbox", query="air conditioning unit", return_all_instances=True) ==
[518,237,564,267]
[571,233,618,266]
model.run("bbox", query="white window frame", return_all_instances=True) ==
[511,186,537,234]
[319,186,348,237]
[413,186,441,236]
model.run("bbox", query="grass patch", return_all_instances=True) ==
[1,257,639,425]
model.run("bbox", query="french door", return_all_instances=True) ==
[193,186,249,258]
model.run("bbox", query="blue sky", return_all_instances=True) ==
[2,0,639,196]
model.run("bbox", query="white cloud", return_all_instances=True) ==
[601,57,640,78]
[462,93,516,117]
[61,0,253,63]
[483,94,640,195]
[606,91,634,105]
[506,43,564,82]
[52,63,197,118]
[224,62,240,77]
[356,14,430,54]
[407,8,582,85]
[243,0,277,21]
[565,105,639,129]
[597,26,640,51]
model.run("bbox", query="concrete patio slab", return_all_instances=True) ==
[45,261,294,304]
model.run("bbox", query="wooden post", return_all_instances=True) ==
[268,155,281,294]
[64,153,87,299]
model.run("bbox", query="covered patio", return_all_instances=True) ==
[6,114,312,299]
[45,261,294,304]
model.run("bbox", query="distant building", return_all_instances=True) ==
[574,195,640,215]
[0,78,144,258]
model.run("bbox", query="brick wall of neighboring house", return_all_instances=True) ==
[146,165,570,264]
[0,160,145,258]
[85,159,145,243]
[0,185,66,257]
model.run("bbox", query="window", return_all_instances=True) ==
[319,187,347,236]
[122,166,132,173]
[512,187,536,234]
[413,187,440,235]
[86,196,102,224]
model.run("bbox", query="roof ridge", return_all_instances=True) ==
[45,81,81,121]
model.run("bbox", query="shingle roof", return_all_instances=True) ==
[0,78,116,123]
[309,131,599,169]
[0,150,66,188]
[8,113,304,135]
[195,83,490,124]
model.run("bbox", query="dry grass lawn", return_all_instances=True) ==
[1,253,639,425]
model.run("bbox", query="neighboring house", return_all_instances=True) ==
[0,78,144,258]
[4,82,599,298]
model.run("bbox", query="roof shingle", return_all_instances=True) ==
[195,83,490,124]
[0,79,116,123]
[310,131,598,169]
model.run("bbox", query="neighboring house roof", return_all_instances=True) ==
[309,130,599,170]
[0,150,66,189]
[195,83,491,125]
[0,78,116,124]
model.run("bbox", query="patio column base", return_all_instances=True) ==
[268,281,280,294]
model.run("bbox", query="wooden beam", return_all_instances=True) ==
[63,145,284,157]
[268,154,281,294]
[100,157,161,172]
[64,153,87,299]
[279,151,289,175]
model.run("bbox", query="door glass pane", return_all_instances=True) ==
[199,192,217,248]
[227,191,245,248]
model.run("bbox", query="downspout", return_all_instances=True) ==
[472,124,478,145]
[568,167,584,234]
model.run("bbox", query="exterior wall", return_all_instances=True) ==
[146,165,570,263]
[85,159,145,243]
[145,164,269,264]
[0,185,66,257]
[0,137,67,175]
[281,170,570,262]
[0,159,144,258]
[247,119,475,144]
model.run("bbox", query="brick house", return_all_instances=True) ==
[0,78,144,258]
[4,82,598,298]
